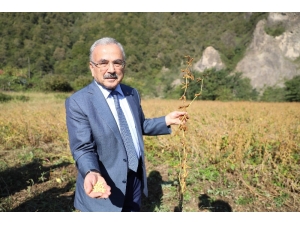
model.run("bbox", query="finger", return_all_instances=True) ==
[84,185,93,194]
[89,191,103,198]
[100,194,109,199]
[95,193,102,198]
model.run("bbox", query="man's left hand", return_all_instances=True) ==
[165,111,188,126]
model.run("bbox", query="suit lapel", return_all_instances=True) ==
[88,82,121,140]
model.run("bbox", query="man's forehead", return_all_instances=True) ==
[95,43,121,52]
[93,44,123,59]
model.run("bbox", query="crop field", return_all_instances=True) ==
[0,92,299,212]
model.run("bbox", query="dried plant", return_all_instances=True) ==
[175,55,204,211]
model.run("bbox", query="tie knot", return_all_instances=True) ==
[111,90,119,96]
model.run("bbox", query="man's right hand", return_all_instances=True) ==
[84,171,111,198]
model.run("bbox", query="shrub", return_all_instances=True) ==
[71,75,92,91]
[260,86,285,102]
[284,75,300,102]
[14,95,30,102]
[41,74,73,92]
[265,23,285,37]
[0,92,13,103]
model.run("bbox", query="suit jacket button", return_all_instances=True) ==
[123,159,127,162]
[122,180,126,183]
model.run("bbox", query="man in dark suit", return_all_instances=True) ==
[65,37,187,212]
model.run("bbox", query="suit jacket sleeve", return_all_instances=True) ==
[65,97,100,178]
[131,88,171,136]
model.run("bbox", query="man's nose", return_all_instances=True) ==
[107,62,115,73]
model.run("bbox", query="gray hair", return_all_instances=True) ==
[89,37,126,62]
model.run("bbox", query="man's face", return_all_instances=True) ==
[89,43,125,90]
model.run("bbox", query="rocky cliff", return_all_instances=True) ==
[194,12,300,91]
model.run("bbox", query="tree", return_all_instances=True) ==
[186,69,257,101]
[41,74,73,92]
[284,75,300,102]
[260,86,285,102]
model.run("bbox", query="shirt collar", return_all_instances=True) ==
[94,80,124,99]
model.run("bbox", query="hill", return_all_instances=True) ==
[0,12,266,95]
[1,12,299,100]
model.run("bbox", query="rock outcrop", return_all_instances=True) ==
[193,12,300,91]
[235,12,300,90]
[193,46,225,72]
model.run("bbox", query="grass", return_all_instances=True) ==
[0,91,299,212]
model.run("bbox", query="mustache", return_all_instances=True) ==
[104,73,118,79]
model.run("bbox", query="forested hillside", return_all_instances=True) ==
[3,12,298,101]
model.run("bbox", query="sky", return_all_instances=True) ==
[2,1,296,12]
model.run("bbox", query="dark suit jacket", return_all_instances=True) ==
[65,81,171,211]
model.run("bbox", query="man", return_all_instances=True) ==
[65,37,187,212]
